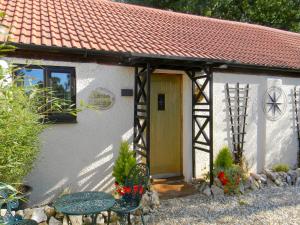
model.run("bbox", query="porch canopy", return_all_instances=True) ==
[129,56,216,184]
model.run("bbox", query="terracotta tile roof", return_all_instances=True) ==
[1,0,300,70]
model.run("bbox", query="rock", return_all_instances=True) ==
[63,216,68,225]
[23,208,33,219]
[278,172,286,178]
[15,210,24,218]
[55,212,65,220]
[96,215,105,224]
[296,177,300,186]
[143,215,151,224]
[69,216,82,225]
[214,178,223,188]
[82,216,92,225]
[31,208,47,223]
[44,205,56,218]
[250,173,261,181]
[264,170,277,182]
[260,174,267,184]
[39,222,48,225]
[274,179,283,186]
[0,209,7,217]
[141,190,160,211]
[286,175,292,185]
[151,191,160,207]
[296,168,300,177]
[239,183,245,194]
[198,182,207,192]
[211,185,224,197]
[49,217,63,225]
[288,170,298,185]
[203,186,212,197]
[250,181,258,191]
[243,177,252,190]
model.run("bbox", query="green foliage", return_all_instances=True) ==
[0,14,82,185]
[214,146,233,170]
[223,165,243,194]
[0,182,21,205]
[118,0,300,32]
[112,141,137,185]
[213,146,246,194]
[272,163,289,172]
[0,80,44,185]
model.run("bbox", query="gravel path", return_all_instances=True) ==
[148,186,300,225]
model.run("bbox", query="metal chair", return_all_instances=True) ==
[0,183,37,225]
[108,163,150,225]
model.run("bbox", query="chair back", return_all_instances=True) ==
[0,183,22,224]
[122,163,149,206]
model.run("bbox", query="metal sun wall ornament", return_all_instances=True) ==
[88,87,115,110]
[225,83,249,164]
[263,86,287,121]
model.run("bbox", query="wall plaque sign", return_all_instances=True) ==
[263,86,287,121]
[88,87,115,110]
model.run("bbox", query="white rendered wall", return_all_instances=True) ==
[4,60,194,205]
[5,57,299,203]
[205,71,300,175]
[6,58,135,205]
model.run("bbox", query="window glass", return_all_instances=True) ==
[49,72,72,104]
[15,66,76,123]
[16,68,44,88]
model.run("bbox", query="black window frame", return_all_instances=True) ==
[15,65,77,123]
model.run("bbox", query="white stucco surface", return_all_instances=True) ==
[6,58,135,205]
[5,57,300,205]
[210,71,300,174]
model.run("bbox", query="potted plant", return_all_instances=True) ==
[112,141,137,198]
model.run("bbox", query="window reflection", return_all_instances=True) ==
[16,68,44,88]
[49,72,72,103]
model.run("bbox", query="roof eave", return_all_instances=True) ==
[7,42,300,74]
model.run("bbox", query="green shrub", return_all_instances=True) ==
[0,83,44,185]
[112,141,137,185]
[223,165,242,194]
[272,163,289,172]
[214,146,233,169]
[0,20,80,185]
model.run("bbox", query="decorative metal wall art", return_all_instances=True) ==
[88,87,115,110]
[293,86,300,167]
[263,86,287,121]
[225,83,249,164]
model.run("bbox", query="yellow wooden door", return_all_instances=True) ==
[150,74,182,177]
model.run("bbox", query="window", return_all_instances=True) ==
[158,94,165,111]
[16,66,76,123]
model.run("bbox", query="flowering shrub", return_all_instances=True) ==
[214,146,244,194]
[114,182,144,197]
[221,166,242,194]
[217,171,228,185]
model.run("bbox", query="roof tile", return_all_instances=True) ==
[1,0,300,69]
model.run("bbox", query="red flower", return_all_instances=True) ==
[123,186,131,194]
[116,187,125,195]
[133,185,144,194]
[218,171,228,185]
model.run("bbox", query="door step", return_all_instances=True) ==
[151,176,197,200]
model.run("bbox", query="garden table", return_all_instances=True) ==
[53,191,115,225]
[13,220,38,225]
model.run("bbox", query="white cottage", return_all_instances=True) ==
[1,0,300,205]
